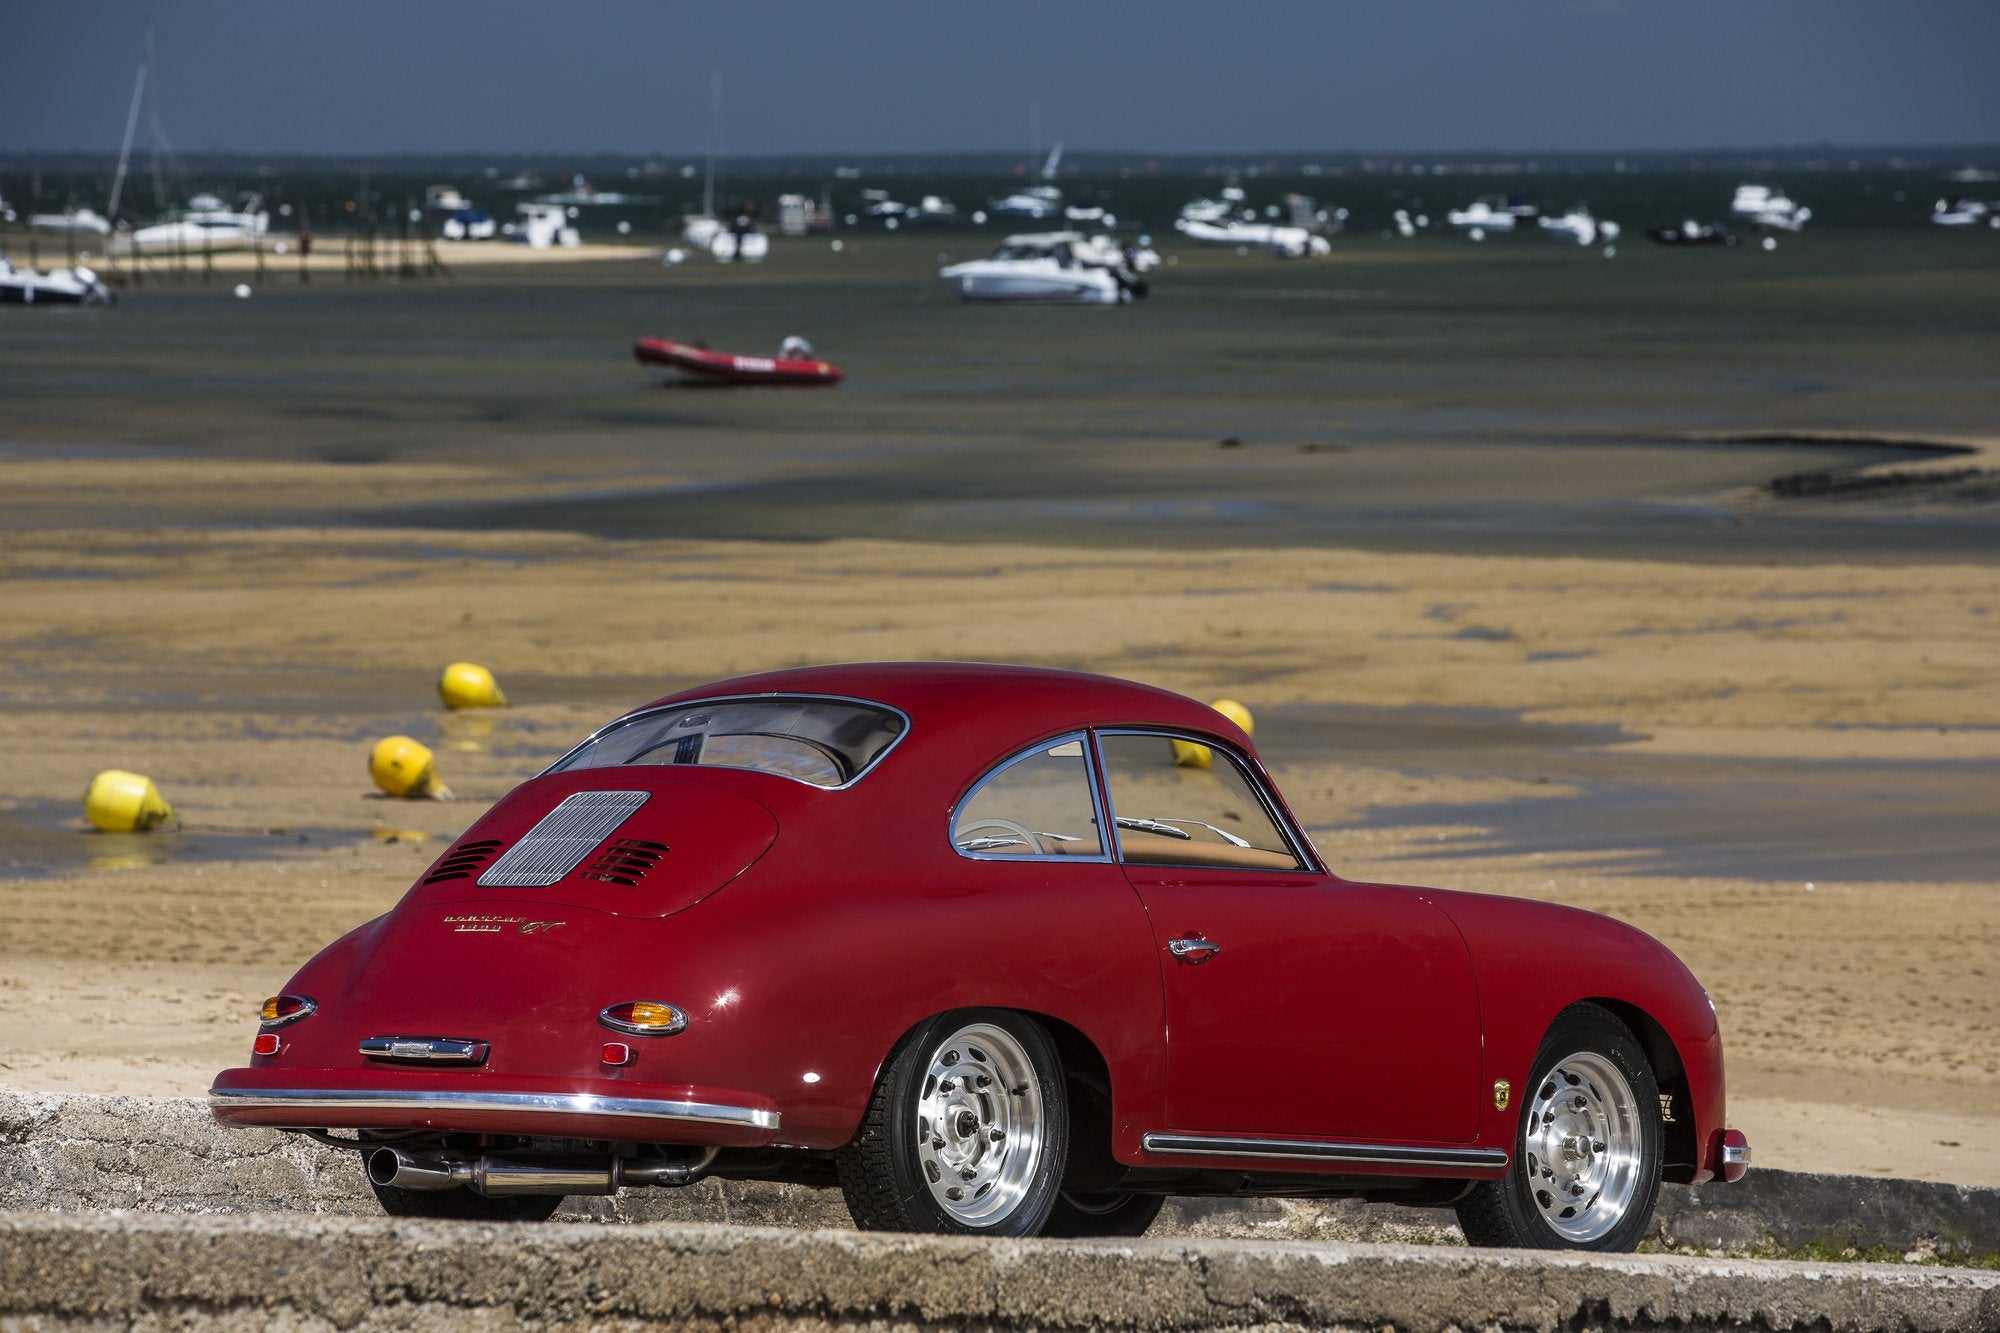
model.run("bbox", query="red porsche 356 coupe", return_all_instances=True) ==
[211,663,1747,1248]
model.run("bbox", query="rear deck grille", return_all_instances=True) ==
[477,791,649,888]
[421,839,505,885]
[581,839,670,887]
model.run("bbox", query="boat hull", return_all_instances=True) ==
[633,338,842,386]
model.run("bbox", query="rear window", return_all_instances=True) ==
[547,696,907,789]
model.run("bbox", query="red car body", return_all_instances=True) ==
[211,663,1743,1240]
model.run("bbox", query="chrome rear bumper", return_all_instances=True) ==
[208,1085,779,1132]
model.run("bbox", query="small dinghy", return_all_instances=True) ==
[633,335,841,385]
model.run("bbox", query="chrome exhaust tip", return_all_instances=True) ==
[367,1146,469,1192]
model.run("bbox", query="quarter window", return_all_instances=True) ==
[952,736,1106,859]
[1098,732,1304,871]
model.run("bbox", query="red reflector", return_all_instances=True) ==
[253,1033,281,1057]
[601,1042,633,1066]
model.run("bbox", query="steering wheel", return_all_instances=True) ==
[955,818,1051,855]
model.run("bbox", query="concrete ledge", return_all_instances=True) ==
[3,1211,1996,1333]
[6,1092,1997,1257]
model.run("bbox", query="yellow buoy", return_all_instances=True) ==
[369,736,452,800]
[83,769,177,832]
[1171,699,1256,769]
[438,662,509,710]
[1210,699,1255,736]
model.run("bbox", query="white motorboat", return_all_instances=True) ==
[708,222,769,262]
[1931,198,1996,227]
[0,258,114,306]
[1538,207,1620,246]
[119,194,271,254]
[1179,186,1247,225]
[425,185,472,213]
[1446,200,1519,235]
[989,184,1063,221]
[441,208,497,241]
[938,231,1144,304]
[29,207,113,237]
[1174,216,1329,258]
[991,143,1066,221]
[504,202,580,248]
[536,175,654,207]
[1730,184,1811,232]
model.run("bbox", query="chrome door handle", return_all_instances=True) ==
[1168,937,1221,963]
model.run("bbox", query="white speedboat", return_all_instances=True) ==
[1179,186,1247,225]
[989,184,1063,221]
[0,258,114,306]
[1931,198,1995,227]
[441,208,497,240]
[708,222,769,262]
[119,194,271,254]
[1538,208,1620,245]
[504,202,579,248]
[1446,200,1518,234]
[991,143,1065,221]
[1730,184,1811,232]
[939,231,1143,304]
[29,207,113,237]
[1174,216,1329,258]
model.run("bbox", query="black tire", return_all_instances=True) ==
[369,1179,565,1221]
[835,1009,1069,1236]
[1455,1003,1661,1252]
[1042,1190,1165,1238]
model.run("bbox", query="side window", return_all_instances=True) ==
[1098,732,1305,872]
[952,736,1106,859]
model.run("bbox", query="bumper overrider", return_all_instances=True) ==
[208,1067,781,1146]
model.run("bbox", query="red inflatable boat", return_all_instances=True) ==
[633,337,843,386]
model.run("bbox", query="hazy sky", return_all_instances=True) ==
[7,1,1997,159]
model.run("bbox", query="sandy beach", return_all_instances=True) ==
[1,234,1994,1190]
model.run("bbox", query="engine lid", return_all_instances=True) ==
[407,775,778,919]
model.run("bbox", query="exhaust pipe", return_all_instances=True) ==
[366,1145,718,1196]
[368,1146,469,1192]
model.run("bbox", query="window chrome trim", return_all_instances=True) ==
[1142,1132,1507,1171]
[208,1085,779,1131]
[540,692,913,792]
[1094,729,1321,873]
[949,731,1115,864]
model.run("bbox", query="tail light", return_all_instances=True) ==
[259,994,317,1028]
[598,1001,687,1036]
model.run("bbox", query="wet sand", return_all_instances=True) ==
[0,234,1995,1186]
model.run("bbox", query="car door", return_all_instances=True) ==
[1097,730,1484,1148]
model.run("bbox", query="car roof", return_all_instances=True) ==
[637,662,1253,766]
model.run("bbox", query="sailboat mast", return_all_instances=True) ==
[107,28,150,223]
[702,69,720,219]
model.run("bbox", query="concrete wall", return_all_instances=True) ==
[2,1211,1996,1333]
[5,1092,1996,1256]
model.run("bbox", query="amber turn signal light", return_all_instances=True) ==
[258,994,317,1029]
[598,1001,687,1036]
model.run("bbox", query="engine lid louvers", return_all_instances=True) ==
[581,838,670,887]
[477,790,650,888]
[421,839,504,885]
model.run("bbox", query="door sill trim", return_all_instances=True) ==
[1142,1132,1506,1170]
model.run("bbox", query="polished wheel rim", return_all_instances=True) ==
[913,1021,1044,1226]
[1522,1050,1642,1244]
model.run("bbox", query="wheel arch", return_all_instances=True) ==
[855,1005,1121,1185]
[1581,996,1696,1185]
